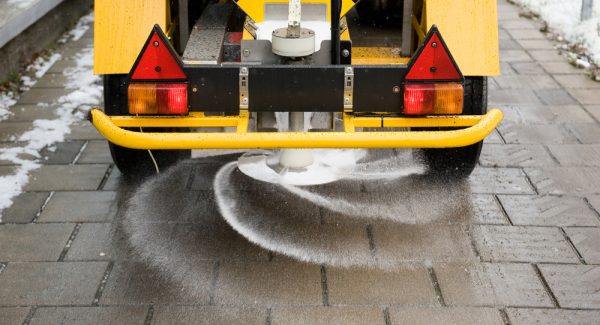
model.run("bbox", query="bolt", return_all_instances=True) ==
[155,66,161,72]
[346,67,353,74]
[430,66,437,73]
[241,67,248,73]
[192,87,198,93]
[431,42,437,48]
[153,41,160,47]
[393,86,400,93]
[344,97,350,104]
[242,98,248,104]
[243,49,250,57]
[342,49,350,58]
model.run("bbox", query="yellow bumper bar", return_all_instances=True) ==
[88,108,503,150]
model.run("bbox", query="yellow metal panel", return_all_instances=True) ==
[425,0,500,76]
[236,0,356,22]
[352,48,411,65]
[89,108,503,149]
[94,0,167,75]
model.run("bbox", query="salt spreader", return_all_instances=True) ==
[89,0,503,176]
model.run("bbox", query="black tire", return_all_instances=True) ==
[103,74,191,176]
[419,77,487,178]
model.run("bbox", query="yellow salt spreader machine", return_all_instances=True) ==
[89,0,503,176]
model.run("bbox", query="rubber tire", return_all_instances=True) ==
[103,74,191,176]
[419,77,488,178]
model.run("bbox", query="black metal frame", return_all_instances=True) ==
[124,22,464,115]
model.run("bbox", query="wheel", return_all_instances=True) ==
[355,0,404,26]
[419,77,488,178]
[103,74,191,176]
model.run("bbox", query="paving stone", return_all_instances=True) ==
[29,307,148,325]
[498,50,533,63]
[469,168,534,195]
[389,307,503,325]
[101,261,213,305]
[469,195,508,225]
[554,74,600,89]
[65,123,103,140]
[499,62,517,75]
[498,195,600,227]
[588,195,600,214]
[373,224,475,263]
[480,144,558,168]
[548,144,600,166]
[498,123,578,144]
[47,60,80,74]
[564,228,600,264]
[539,60,585,75]
[499,38,522,50]
[484,129,504,144]
[515,39,556,50]
[0,122,31,142]
[0,262,107,305]
[525,167,600,195]
[33,73,70,88]
[39,191,117,222]
[0,224,75,261]
[271,306,384,325]
[38,140,84,164]
[16,88,70,105]
[0,192,49,223]
[326,264,437,305]
[152,306,265,325]
[510,62,547,75]
[0,307,30,325]
[215,259,322,305]
[500,105,594,124]
[528,49,566,61]
[489,89,542,105]
[77,140,112,164]
[509,29,549,40]
[567,88,600,105]
[507,308,600,325]
[434,262,553,307]
[538,264,600,309]
[565,123,600,144]
[65,223,112,261]
[497,4,521,20]
[500,19,540,30]
[473,225,578,263]
[498,29,511,40]
[24,164,109,191]
[5,105,59,121]
[492,75,560,89]
[535,89,579,105]
[585,105,600,122]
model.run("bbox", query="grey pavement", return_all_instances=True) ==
[1,1,600,324]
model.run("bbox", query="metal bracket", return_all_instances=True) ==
[239,67,249,110]
[344,67,354,112]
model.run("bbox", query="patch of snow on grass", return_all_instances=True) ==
[512,0,600,66]
[0,92,17,121]
[60,12,94,43]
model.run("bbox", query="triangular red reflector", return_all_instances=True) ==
[131,30,186,81]
[406,31,461,81]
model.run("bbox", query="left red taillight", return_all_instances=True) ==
[128,25,188,115]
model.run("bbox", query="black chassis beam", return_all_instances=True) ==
[184,64,408,114]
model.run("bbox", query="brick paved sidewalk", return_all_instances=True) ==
[1,1,600,324]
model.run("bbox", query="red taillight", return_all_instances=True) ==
[404,84,434,115]
[128,83,188,115]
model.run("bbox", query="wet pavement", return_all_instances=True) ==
[2,1,600,324]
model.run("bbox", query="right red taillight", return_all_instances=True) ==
[404,26,464,116]
[127,25,188,115]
